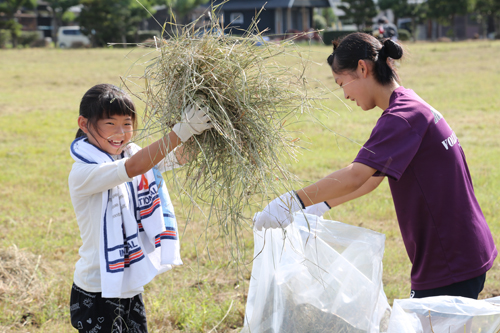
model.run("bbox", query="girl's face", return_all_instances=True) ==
[332,61,377,111]
[79,115,134,155]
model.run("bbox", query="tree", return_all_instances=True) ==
[472,0,493,37]
[493,0,500,37]
[313,7,337,30]
[313,13,327,30]
[378,0,408,24]
[472,0,500,37]
[338,0,378,30]
[322,7,338,28]
[171,0,209,20]
[78,0,155,47]
[45,0,79,47]
[406,1,428,40]
[0,0,36,47]
[378,0,428,40]
[152,0,210,24]
[427,0,473,39]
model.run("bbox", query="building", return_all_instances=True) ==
[201,0,332,36]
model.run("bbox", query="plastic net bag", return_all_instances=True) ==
[242,213,391,333]
[387,296,500,333]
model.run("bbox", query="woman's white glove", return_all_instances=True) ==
[303,201,331,217]
[253,191,304,231]
[172,105,213,142]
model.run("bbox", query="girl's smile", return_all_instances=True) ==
[79,115,133,155]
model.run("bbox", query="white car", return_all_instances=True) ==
[57,26,91,48]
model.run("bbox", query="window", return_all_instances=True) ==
[63,29,81,36]
[230,12,244,24]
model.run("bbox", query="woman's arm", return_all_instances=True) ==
[303,176,385,217]
[325,175,384,208]
[296,162,377,207]
[253,162,378,231]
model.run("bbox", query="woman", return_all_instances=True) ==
[254,33,497,299]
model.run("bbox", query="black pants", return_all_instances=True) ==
[410,273,486,299]
[70,283,148,333]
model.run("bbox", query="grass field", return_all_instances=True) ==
[1,40,500,332]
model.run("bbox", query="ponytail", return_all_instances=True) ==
[327,32,403,86]
[374,39,403,85]
[75,128,86,139]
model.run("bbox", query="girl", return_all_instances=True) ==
[254,33,497,300]
[68,83,212,332]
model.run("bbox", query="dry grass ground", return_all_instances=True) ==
[1,40,500,332]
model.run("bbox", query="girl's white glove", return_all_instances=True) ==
[253,191,303,231]
[173,105,213,142]
[303,201,331,217]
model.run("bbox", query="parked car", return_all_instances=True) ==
[57,26,91,48]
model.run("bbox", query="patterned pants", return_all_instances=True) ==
[70,283,148,333]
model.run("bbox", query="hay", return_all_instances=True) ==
[0,245,47,329]
[0,245,45,302]
[125,4,323,263]
[252,282,365,333]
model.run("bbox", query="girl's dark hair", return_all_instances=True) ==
[76,83,137,139]
[327,32,403,85]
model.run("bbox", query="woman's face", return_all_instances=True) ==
[332,67,377,111]
[80,115,134,155]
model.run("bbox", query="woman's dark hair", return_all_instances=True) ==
[76,83,137,139]
[327,32,403,85]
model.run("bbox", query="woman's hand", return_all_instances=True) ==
[303,201,331,217]
[253,191,303,231]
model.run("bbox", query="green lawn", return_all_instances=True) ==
[1,41,500,332]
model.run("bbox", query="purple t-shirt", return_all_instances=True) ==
[354,87,497,290]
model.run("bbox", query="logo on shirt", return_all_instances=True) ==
[441,131,459,150]
[138,174,149,191]
[430,106,443,124]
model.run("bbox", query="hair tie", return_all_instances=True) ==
[327,52,335,66]
[332,39,340,51]
[378,45,388,61]
[382,39,403,60]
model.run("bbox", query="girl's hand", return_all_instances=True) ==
[253,191,303,231]
[172,105,213,142]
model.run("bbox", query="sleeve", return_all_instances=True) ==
[69,158,133,196]
[354,114,423,181]
[155,148,183,173]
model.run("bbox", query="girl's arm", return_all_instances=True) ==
[155,145,194,173]
[325,175,384,208]
[174,145,189,165]
[125,131,181,178]
[296,162,377,207]
[125,105,212,178]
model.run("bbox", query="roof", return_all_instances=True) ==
[209,0,331,10]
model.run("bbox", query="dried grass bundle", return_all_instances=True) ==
[126,6,323,257]
[0,245,44,300]
[0,244,47,328]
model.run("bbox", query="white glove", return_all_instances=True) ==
[172,104,213,142]
[253,191,303,231]
[303,201,331,217]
